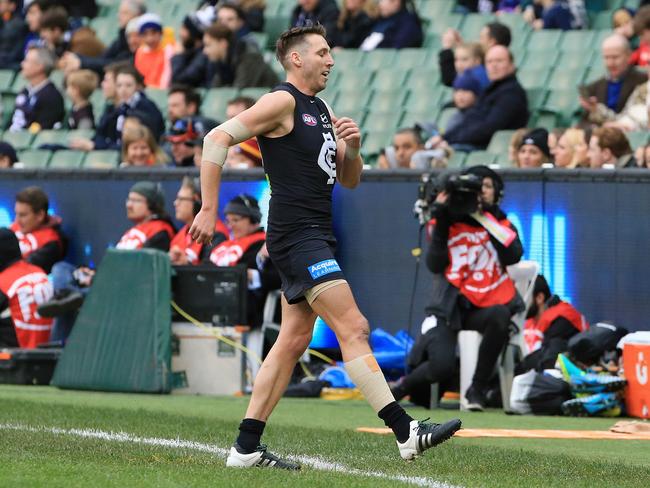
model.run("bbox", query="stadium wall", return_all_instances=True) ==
[1,169,649,333]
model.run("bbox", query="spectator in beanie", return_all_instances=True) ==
[134,13,174,88]
[445,71,482,134]
[0,142,18,168]
[516,128,551,168]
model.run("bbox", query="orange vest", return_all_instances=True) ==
[116,219,175,250]
[170,220,229,265]
[0,260,54,348]
[209,231,266,267]
[524,301,589,354]
[134,44,173,88]
[10,222,62,259]
[445,219,516,307]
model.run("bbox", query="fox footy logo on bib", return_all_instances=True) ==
[302,114,318,126]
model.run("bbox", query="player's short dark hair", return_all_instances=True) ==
[16,186,49,215]
[115,64,145,87]
[227,96,255,110]
[169,84,202,109]
[485,22,511,47]
[204,23,234,43]
[40,6,69,32]
[276,24,327,69]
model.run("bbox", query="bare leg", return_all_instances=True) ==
[308,282,372,362]
[244,294,316,422]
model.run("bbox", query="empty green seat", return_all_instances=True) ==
[542,89,581,126]
[400,109,437,128]
[393,49,432,70]
[18,149,51,168]
[48,150,85,168]
[546,69,587,91]
[561,31,596,52]
[0,70,15,92]
[239,87,270,101]
[335,90,372,113]
[84,150,120,168]
[464,150,496,167]
[370,90,409,112]
[519,51,559,71]
[526,88,548,112]
[627,131,649,149]
[486,130,517,157]
[337,70,374,92]
[459,14,496,40]
[362,111,401,133]
[363,50,397,70]
[2,131,34,150]
[32,129,68,148]
[333,50,365,70]
[446,151,466,168]
[144,88,168,111]
[517,68,550,90]
[527,30,564,52]
[362,130,392,156]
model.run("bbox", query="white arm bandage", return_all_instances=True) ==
[202,118,254,167]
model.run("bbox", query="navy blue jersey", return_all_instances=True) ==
[258,82,337,246]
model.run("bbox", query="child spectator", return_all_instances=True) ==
[38,6,69,58]
[65,69,98,130]
[0,0,27,70]
[24,0,49,51]
[453,42,489,91]
[120,122,169,167]
[446,71,481,134]
[0,141,18,168]
[134,13,174,88]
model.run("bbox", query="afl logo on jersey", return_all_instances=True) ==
[302,114,318,126]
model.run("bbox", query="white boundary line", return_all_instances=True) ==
[0,423,461,488]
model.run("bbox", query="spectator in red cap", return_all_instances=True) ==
[166,117,206,167]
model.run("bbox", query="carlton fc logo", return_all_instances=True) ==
[302,114,317,126]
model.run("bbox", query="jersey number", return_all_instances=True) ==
[318,133,337,184]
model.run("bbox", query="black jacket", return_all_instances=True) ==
[80,28,134,76]
[0,15,27,70]
[93,92,165,149]
[438,48,456,87]
[171,47,208,86]
[210,40,279,89]
[331,12,375,49]
[444,73,529,148]
[291,0,340,45]
[8,81,65,131]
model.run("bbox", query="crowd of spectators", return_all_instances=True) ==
[1,0,650,173]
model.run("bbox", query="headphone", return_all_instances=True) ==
[192,177,202,215]
[237,193,262,223]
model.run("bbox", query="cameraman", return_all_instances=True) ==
[393,166,524,411]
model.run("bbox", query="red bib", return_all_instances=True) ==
[170,220,229,265]
[445,220,516,307]
[0,260,54,348]
[524,301,589,353]
[10,222,62,259]
[116,220,175,250]
[209,231,266,267]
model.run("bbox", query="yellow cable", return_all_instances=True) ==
[171,301,339,372]
[171,300,263,365]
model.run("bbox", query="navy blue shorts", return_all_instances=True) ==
[268,236,346,305]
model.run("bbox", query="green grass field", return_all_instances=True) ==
[0,385,648,487]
